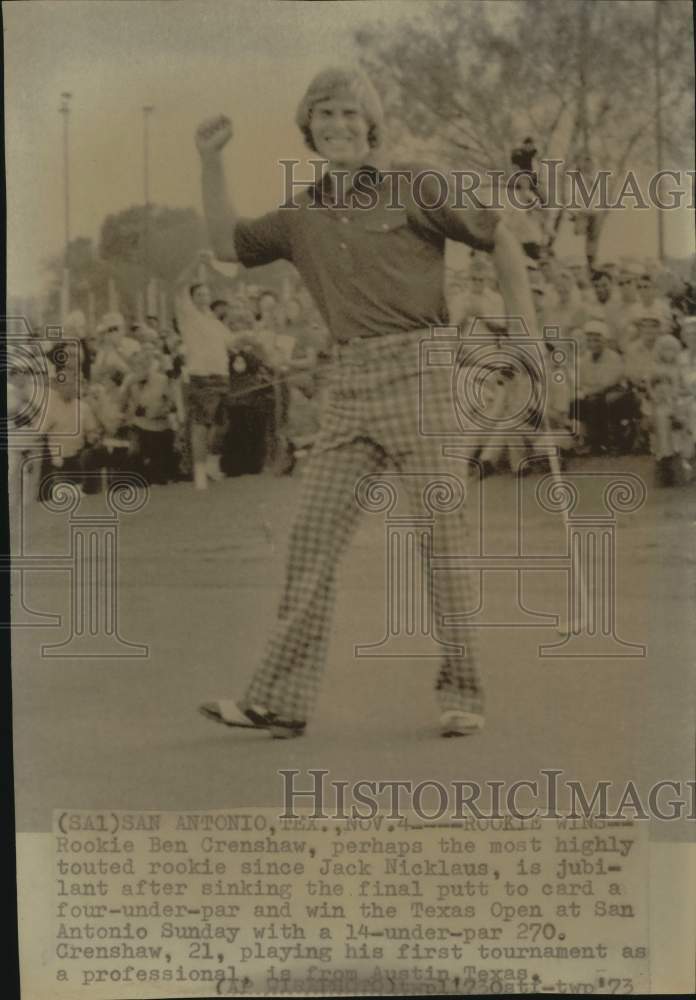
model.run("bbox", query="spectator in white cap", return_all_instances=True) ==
[449,256,506,334]
[63,308,87,340]
[92,312,140,385]
[545,264,587,337]
[653,332,684,370]
[624,309,663,386]
[628,273,671,333]
[576,318,627,454]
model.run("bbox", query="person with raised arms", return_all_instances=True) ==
[195,67,537,739]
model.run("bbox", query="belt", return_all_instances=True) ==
[333,329,426,362]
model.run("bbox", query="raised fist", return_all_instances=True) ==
[195,115,233,157]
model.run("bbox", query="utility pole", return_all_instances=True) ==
[59,92,72,315]
[654,0,665,261]
[576,2,597,266]
[142,105,155,293]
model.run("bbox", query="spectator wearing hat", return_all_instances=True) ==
[624,310,663,385]
[544,265,587,337]
[576,319,627,454]
[449,258,506,334]
[628,274,671,334]
[92,312,140,386]
[620,310,667,451]
[653,332,685,375]
[61,309,94,382]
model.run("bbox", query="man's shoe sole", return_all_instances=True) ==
[198,701,270,729]
[198,701,306,738]
[440,711,485,737]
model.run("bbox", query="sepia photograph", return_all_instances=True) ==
[4,0,695,996]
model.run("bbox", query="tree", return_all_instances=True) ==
[99,204,207,310]
[42,236,113,324]
[355,0,694,255]
[41,206,208,323]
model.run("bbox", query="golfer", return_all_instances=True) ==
[196,67,536,739]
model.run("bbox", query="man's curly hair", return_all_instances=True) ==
[295,66,384,154]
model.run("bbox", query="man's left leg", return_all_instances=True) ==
[378,347,483,736]
[397,446,484,734]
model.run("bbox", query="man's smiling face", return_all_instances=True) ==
[309,97,371,168]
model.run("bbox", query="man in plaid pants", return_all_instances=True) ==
[197,67,536,738]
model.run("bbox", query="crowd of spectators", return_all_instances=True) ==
[8,247,696,508]
[8,252,332,504]
[447,251,696,485]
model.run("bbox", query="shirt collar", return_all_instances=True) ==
[312,155,390,198]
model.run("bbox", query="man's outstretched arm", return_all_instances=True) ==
[197,115,239,262]
[175,250,209,291]
[412,169,537,335]
[491,221,538,339]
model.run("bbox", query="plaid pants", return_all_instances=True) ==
[242,330,482,723]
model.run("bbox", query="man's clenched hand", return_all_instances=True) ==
[195,115,233,158]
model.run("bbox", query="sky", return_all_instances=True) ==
[4,0,695,298]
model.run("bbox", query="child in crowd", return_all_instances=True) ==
[644,371,692,486]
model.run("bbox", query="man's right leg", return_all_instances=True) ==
[239,436,386,728]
